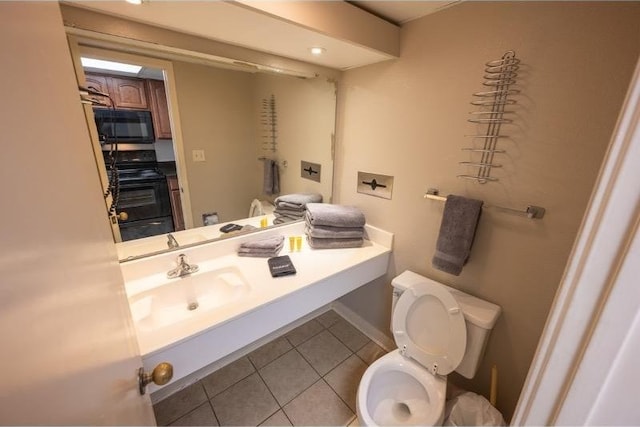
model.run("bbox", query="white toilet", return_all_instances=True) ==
[356,270,501,426]
[248,199,275,217]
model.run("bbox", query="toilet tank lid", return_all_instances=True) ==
[392,270,502,330]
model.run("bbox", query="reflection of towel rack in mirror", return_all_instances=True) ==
[460,51,520,184]
[258,157,288,168]
[261,94,277,153]
[424,188,545,219]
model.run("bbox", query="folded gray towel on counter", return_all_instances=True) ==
[305,224,365,239]
[239,235,284,250]
[306,235,364,249]
[305,203,366,228]
[238,248,282,257]
[432,195,483,276]
[275,193,322,208]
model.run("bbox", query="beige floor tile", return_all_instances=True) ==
[259,349,320,405]
[356,341,387,365]
[210,373,279,426]
[329,319,370,352]
[153,382,208,426]
[169,402,218,426]
[201,356,255,398]
[259,409,292,426]
[297,330,352,376]
[285,319,324,346]
[283,380,354,426]
[249,336,293,369]
[324,354,368,412]
[315,309,342,328]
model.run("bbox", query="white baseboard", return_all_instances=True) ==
[331,301,395,351]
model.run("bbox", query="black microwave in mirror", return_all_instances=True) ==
[93,108,155,144]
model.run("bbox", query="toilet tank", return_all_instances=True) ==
[391,271,501,379]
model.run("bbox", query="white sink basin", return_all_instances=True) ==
[129,266,250,331]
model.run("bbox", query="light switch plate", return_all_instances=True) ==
[301,161,321,183]
[357,171,394,200]
[192,149,206,162]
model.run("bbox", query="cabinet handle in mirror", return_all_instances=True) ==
[117,212,129,221]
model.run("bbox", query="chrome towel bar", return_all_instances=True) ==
[424,188,545,220]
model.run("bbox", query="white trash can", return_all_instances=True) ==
[443,391,506,426]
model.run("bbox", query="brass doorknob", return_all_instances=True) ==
[117,211,129,221]
[138,362,173,395]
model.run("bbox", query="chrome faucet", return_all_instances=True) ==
[167,233,179,249]
[167,254,199,279]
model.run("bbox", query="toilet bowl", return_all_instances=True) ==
[356,349,446,426]
[356,270,501,426]
[248,199,275,217]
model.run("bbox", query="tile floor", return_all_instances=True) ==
[153,310,387,426]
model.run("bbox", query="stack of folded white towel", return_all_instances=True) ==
[305,203,366,249]
[237,235,284,258]
[273,193,323,224]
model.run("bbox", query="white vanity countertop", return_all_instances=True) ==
[120,221,393,356]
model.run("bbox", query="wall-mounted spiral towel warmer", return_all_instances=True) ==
[261,94,277,153]
[459,51,520,183]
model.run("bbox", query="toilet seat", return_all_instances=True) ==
[392,281,467,375]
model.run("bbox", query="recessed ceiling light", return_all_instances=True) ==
[309,47,326,56]
[126,0,143,4]
[80,57,142,74]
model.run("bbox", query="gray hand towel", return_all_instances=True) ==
[305,224,365,239]
[239,235,284,250]
[263,159,280,195]
[238,247,282,258]
[432,195,483,276]
[275,202,307,211]
[274,206,306,215]
[275,193,322,208]
[305,203,366,228]
[306,235,364,249]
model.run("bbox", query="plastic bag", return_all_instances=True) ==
[443,391,506,426]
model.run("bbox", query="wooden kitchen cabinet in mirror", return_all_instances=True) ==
[86,73,148,109]
[108,76,148,109]
[84,73,112,107]
[167,175,185,231]
[147,79,173,139]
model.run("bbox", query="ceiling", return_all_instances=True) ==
[350,1,459,25]
[68,1,460,70]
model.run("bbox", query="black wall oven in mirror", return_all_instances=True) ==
[94,108,155,143]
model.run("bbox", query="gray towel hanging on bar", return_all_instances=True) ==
[432,195,483,276]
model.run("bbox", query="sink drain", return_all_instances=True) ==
[187,302,199,311]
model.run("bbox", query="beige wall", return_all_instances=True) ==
[334,2,640,420]
[173,62,260,225]
[255,74,336,203]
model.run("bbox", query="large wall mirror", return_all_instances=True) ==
[69,32,336,262]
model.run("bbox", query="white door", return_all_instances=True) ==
[0,3,156,424]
